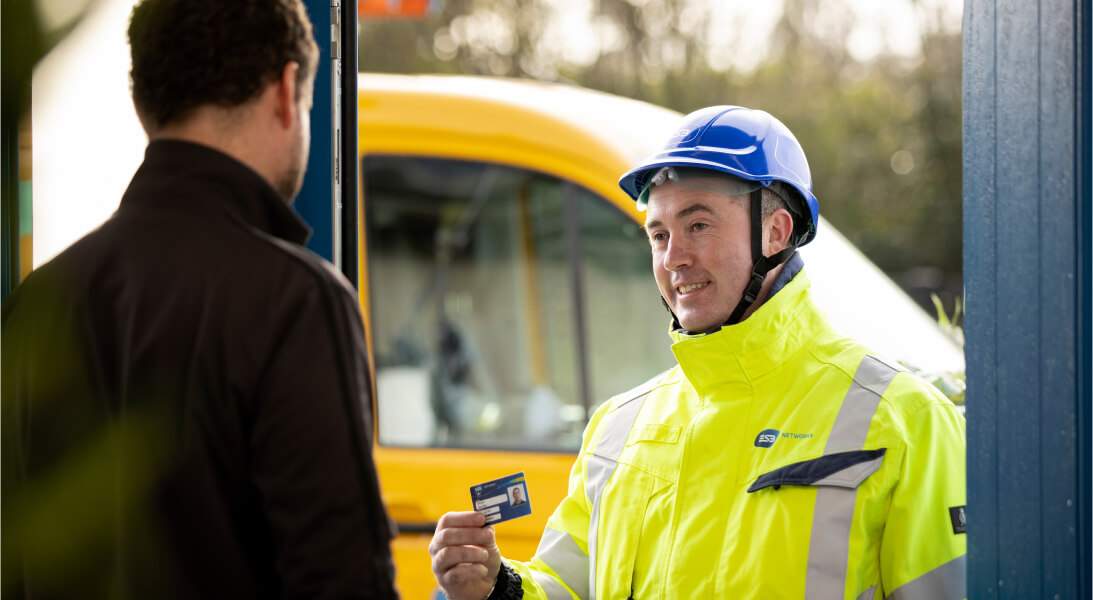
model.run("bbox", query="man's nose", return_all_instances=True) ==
[662,236,692,272]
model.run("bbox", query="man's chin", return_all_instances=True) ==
[677,315,721,334]
[278,170,306,203]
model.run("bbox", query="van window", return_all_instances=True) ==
[576,198,675,405]
[364,156,674,451]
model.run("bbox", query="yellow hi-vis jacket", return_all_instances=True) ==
[505,270,967,599]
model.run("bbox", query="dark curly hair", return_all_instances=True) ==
[128,0,318,129]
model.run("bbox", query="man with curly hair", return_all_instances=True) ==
[1,1,398,597]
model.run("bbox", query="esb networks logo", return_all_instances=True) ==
[754,429,780,448]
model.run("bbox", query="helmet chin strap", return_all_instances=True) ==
[725,189,798,326]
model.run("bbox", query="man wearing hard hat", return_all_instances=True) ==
[430,106,966,600]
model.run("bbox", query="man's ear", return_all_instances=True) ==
[764,208,795,255]
[273,61,300,130]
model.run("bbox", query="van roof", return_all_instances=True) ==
[357,73,683,204]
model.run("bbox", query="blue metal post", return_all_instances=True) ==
[297,0,333,262]
[296,0,357,285]
[963,0,1091,598]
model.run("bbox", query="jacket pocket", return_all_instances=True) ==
[618,423,683,484]
[746,448,886,493]
[627,423,681,445]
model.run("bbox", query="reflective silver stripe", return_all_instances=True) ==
[586,392,648,600]
[856,586,876,600]
[591,397,645,460]
[806,355,899,599]
[534,527,589,599]
[885,555,966,600]
[825,355,902,453]
[584,457,614,600]
[807,486,857,598]
[531,570,579,600]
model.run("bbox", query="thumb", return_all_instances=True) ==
[483,525,502,577]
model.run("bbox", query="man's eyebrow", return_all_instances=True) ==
[643,203,716,232]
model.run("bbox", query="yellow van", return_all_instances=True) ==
[355,73,964,599]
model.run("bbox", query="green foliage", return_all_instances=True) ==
[921,292,966,407]
[930,291,965,346]
[358,0,964,318]
[925,369,965,407]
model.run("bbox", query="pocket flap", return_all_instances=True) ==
[627,423,681,445]
[746,449,886,493]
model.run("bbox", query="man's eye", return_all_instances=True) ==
[692,222,708,231]
[650,232,667,242]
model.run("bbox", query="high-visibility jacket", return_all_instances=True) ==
[504,270,966,599]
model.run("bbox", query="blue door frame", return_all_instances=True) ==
[963,0,1092,597]
[296,0,359,286]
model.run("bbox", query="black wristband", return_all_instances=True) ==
[485,562,524,600]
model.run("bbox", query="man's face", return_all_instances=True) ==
[644,181,753,333]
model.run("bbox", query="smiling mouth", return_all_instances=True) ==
[677,282,709,294]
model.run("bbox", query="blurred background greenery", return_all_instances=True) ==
[357,0,964,321]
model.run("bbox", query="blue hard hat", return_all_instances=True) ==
[619,105,820,246]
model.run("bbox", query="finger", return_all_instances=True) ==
[429,525,494,554]
[438,561,490,587]
[432,545,491,571]
[437,511,487,529]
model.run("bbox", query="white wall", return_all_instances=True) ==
[32,0,145,267]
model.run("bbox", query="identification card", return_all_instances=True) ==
[469,472,532,525]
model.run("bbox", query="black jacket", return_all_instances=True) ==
[2,140,398,599]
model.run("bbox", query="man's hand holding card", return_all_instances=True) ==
[428,473,532,600]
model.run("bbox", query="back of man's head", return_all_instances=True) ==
[128,0,318,132]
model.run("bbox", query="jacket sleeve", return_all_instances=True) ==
[879,379,967,599]
[249,276,398,599]
[500,400,616,600]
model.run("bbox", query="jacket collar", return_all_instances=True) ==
[668,269,829,391]
[120,139,311,245]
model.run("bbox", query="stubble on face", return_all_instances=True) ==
[277,130,307,201]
